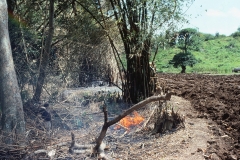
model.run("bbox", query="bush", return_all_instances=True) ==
[203,34,215,41]
[169,51,199,68]
[231,31,240,38]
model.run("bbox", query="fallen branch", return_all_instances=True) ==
[94,92,174,156]
[69,132,93,154]
[27,148,56,159]
[34,149,48,154]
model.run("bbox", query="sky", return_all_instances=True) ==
[182,0,240,36]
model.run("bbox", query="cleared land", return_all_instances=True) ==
[158,73,240,159]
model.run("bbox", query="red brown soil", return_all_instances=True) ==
[158,73,240,159]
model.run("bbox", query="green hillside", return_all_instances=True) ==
[154,35,240,74]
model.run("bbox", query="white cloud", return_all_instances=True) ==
[228,7,240,19]
[206,9,226,17]
[185,0,240,35]
[206,7,240,19]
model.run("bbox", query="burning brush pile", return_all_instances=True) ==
[0,88,185,159]
[114,102,184,135]
[115,111,145,130]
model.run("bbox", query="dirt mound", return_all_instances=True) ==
[158,73,240,159]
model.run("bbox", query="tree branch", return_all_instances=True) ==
[108,92,174,126]
[94,92,174,152]
[75,0,105,29]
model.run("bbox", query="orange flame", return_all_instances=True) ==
[115,111,144,130]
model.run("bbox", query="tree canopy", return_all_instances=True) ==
[178,28,201,52]
[92,0,192,102]
[169,51,198,73]
[7,0,193,104]
[169,28,200,73]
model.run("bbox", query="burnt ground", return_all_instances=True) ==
[1,74,240,159]
[158,73,240,159]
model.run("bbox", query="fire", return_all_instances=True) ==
[115,111,144,129]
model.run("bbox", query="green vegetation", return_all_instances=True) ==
[169,28,200,73]
[169,52,199,73]
[154,33,240,74]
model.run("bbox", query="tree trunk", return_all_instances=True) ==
[125,45,152,103]
[181,66,186,73]
[33,0,54,102]
[106,0,156,103]
[0,0,25,144]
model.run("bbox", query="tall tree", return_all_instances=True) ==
[169,52,198,73]
[32,0,54,102]
[101,0,189,103]
[169,28,200,73]
[177,28,200,53]
[0,0,25,144]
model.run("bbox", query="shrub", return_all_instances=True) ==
[231,31,240,38]
[203,34,215,41]
[169,51,199,73]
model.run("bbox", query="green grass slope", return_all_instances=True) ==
[154,36,240,74]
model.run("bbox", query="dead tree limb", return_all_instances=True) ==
[94,92,174,152]
[69,132,93,154]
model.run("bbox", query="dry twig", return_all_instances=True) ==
[94,92,174,158]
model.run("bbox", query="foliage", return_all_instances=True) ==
[238,27,240,32]
[9,0,118,103]
[177,28,201,52]
[8,0,193,104]
[155,34,240,74]
[231,31,240,38]
[169,51,198,71]
[94,0,192,102]
[8,16,41,91]
[168,28,200,73]
[201,33,215,41]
